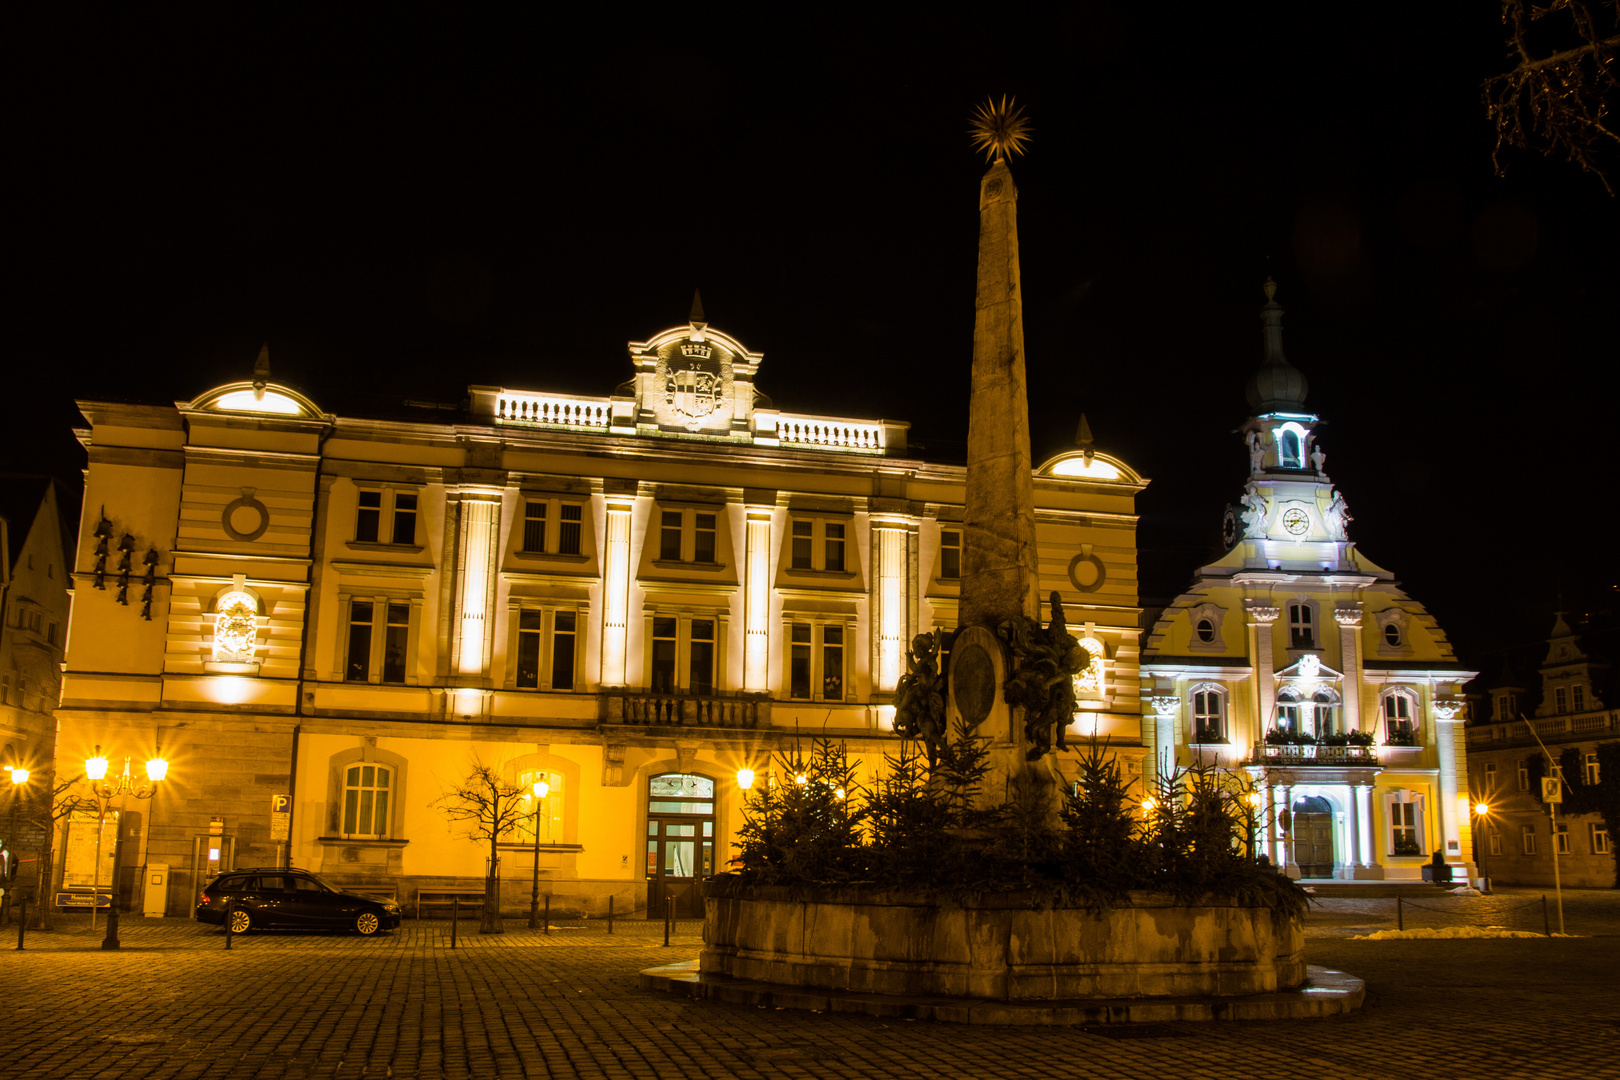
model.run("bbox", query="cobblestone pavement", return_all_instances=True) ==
[1,900,1617,1080]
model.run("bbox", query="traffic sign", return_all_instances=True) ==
[1541,776,1563,804]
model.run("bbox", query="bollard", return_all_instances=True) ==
[544,895,550,936]
[15,898,25,950]
[1397,895,1403,932]
[1543,894,1551,937]
[451,898,459,949]
[608,895,614,935]
[225,902,234,950]
[663,896,672,946]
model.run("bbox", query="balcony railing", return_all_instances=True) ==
[1250,742,1380,767]
[776,414,886,453]
[604,691,767,729]
[494,391,613,430]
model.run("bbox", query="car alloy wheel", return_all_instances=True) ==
[355,911,381,935]
[229,909,251,934]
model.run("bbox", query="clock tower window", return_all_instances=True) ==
[1288,602,1315,649]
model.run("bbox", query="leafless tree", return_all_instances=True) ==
[20,774,92,930]
[432,758,528,933]
[1484,0,1620,193]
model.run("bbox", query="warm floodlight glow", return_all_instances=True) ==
[8,767,28,786]
[1050,457,1121,480]
[1474,802,1491,817]
[601,501,632,685]
[457,499,497,675]
[146,758,169,783]
[85,752,109,781]
[834,788,847,801]
[213,389,303,415]
[532,779,550,799]
[1140,797,1157,814]
[736,768,756,791]
[794,774,808,786]
[1248,791,1265,808]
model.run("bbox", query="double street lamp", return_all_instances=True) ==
[1473,801,1492,893]
[526,778,550,930]
[82,747,168,950]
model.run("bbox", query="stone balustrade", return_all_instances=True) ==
[495,391,612,430]
[776,414,885,453]
[604,691,767,729]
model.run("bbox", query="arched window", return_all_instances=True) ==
[1276,688,1303,734]
[1276,423,1307,469]
[515,769,564,843]
[342,763,391,838]
[1382,689,1419,745]
[1190,685,1226,743]
[1312,688,1341,737]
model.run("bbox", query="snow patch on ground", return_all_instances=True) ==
[1353,927,1579,940]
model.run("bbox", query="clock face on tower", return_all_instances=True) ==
[1281,508,1310,536]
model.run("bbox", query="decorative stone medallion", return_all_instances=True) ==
[222,490,270,541]
[952,643,995,727]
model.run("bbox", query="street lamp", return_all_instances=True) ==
[1473,801,1492,893]
[527,778,550,931]
[4,766,28,923]
[735,768,755,791]
[81,747,168,950]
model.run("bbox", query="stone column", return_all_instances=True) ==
[1245,602,1281,731]
[960,158,1039,631]
[451,492,501,679]
[1434,697,1467,868]
[1335,604,1364,733]
[1357,784,1377,867]
[743,507,772,692]
[1148,694,1180,785]
[599,497,633,688]
[871,522,910,694]
[1345,784,1362,870]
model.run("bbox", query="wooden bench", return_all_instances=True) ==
[415,888,487,919]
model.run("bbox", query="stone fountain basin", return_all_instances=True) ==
[701,883,1304,1000]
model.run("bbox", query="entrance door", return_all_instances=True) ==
[645,773,716,918]
[1294,812,1336,878]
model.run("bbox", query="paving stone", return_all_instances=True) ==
[0,897,1617,1079]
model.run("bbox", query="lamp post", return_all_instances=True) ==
[4,766,28,923]
[82,747,167,950]
[527,778,549,931]
[1472,802,1492,893]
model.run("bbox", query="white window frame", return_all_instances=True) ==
[1382,688,1419,744]
[1189,684,1226,744]
[340,594,418,685]
[1388,794,1424,857]
[341,762,393,840]
[1585,752,1601,787]
[1287,601,1316,649]
[1593,824,1612,855]
[784,618,854,703]
[643,609,728,696]
[1555,823,1570,855]
[1521,824,1537,855]
[353,487,420,546]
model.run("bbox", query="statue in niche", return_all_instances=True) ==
[1240,487,1268,536]
[1248,432,1266,475]
[999,592,1089,760]
[893,632,947,767]
[1324,489,1353,541]
[1311,444,1326,473]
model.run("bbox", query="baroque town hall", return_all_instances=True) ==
[43,287,1473,917]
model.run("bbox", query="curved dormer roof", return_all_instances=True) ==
[1035,449,1146,487]
[184,380,326,419]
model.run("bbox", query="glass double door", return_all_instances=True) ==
[646,815,713,918]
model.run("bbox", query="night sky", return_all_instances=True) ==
[10,8,1616,672]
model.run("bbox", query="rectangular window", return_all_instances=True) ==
[694,513,717,564]
[551,612,576,691]
[789,623,811,699]
[1289,603,1314,648]
[1192,690,1223,742]
[791,520,813,570]
[1384,693,1414,742]
[660,511,683,561]
[47,622,60,647]
[355,491,381,543]
[1485,762,1497,789]
[558,504,583,556]
[1586,753,1601,787]
[1518,760,1530,791]
[1497,693,1516,720]
[391,493,418,545]
[1489,830,1502,856]
[1277,702,1302,733]
[1555,687,1568,713]
[1573,685,1586,711]
[346,602,374,681]
[822,625,844,700]
[516,610,542,688]
[523,502,547,553]
[342,764,390,837]
[940,529,961,580]
[1391,801,1420,855]
[381,603,410,684]
[1593,824,1612,855]
[651,617,677,694]
[1555,823,1570,855]
[1521,825,1537,855]
[688,619,715,696]
[824,523,845,573]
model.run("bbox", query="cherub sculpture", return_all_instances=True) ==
[1000,592,1090,760]
[893,632,948,767]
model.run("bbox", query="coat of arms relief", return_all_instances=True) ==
[657,344,731,431]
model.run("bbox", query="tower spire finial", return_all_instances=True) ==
[690,289,706,326]
[1075,413,1095,463]
[1245,277,1309,413]
[968,96,1032,165]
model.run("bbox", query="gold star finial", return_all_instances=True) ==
[969,95,1032,164]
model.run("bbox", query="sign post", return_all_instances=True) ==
[1541,775,1565,934]
[270,795,290,868]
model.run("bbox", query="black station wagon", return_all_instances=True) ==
[196,867,401,935]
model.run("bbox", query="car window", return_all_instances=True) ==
[291,877,326,893]
[218,875,253,891]
[257,875,291,893]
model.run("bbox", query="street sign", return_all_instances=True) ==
[1541,776,1563,804]
[270,794,290,841]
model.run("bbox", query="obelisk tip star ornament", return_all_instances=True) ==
[969,96,1032,163]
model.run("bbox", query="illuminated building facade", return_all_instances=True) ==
[57,312,1147,916]
[1141,283,1477,883]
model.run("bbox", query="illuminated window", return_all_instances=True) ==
[1521,824,1536,855]
[1190,686,1225,743]
[522,501,547,552]
[1288,603,1314,648]
[1390,798,1421,856]
[1276,689,1303,734]
[940,529,961,580]
[342,764,391,838]
[1276,424,1306,468]
[558,504,583,556]
[516,770,564,843]
[1383,690,1418,744]
[212,589,260,664]
[1073,636,1106,701]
